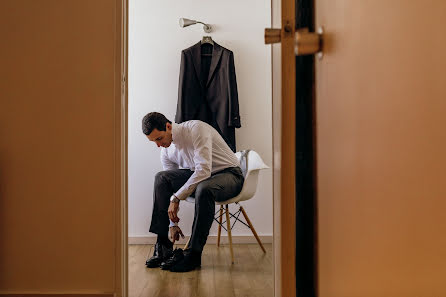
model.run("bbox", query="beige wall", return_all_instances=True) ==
[127,0,273,242]
[0,0,124,295]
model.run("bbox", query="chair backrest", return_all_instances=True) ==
[236,150,269,174]
[238,149,250,177]
[234,150,269,202]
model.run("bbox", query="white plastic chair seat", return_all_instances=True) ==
[184,150,269,204]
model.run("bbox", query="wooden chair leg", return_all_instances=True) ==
[184,236,191,250]
[217,205,224,247]
[225,204,235,264]
[240,205,266,253]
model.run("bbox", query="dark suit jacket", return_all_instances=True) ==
[175,41,241,152]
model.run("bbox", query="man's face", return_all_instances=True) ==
[146,123,173,148]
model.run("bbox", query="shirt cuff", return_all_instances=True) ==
[174,191,186,201]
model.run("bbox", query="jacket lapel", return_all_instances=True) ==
[206,43,223,87]
[190,42,204,89]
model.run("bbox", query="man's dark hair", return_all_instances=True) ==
[142,112,172,135]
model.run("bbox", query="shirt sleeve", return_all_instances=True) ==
[161,148,179,171]
[174,125,212,200]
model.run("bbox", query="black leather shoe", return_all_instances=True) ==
[169,249,201,272]
[160,248,184,270]
[145,241,173,268]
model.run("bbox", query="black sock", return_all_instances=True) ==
[157,235,173,247]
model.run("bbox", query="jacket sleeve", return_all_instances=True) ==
[227,51,241,128]
[175,51,187,124]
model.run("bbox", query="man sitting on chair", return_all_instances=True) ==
[142,112,244,272]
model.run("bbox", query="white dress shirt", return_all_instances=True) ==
[161,120,240,201]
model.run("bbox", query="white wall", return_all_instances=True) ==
[128,0,272,240]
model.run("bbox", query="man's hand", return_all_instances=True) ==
[168,201,180,223]
[169,226,185,243]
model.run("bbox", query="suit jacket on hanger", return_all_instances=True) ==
[175,41,241,152]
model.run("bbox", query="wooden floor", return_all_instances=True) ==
[129,243,273,297]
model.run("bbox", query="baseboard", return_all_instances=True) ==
[128,235,273,245]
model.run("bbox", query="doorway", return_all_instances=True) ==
[126,0,275,296]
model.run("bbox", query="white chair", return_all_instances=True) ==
[184,150,269,264]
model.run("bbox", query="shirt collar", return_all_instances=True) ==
[171,122,180,145]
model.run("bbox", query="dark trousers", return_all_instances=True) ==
[149,167,244,252]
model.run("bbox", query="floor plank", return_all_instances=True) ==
[128,244,273,297]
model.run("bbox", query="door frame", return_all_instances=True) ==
[118,0,128,296]
[271,0,297,295]
[118,0,296,295]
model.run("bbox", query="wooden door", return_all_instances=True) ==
[316,1,446,296]
[0,1,126,295]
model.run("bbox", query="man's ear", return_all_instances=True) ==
[166,122,172,131]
